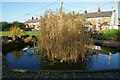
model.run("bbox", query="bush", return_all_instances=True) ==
[24,28,32,31]
[38,10,92,62]
[1,22,12,31]
[10,26,24,40]
[92,24,96,30]
[101,29,120,37]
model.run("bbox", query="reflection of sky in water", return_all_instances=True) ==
[86,53,119,70]
[5,47,120,70]
[5,49,41,70]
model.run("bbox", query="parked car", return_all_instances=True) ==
[35,27,40,30]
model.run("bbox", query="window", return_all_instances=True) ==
[97,24,100,28]
[97,18,101,22]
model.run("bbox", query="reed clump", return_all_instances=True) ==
[38,10,92,62]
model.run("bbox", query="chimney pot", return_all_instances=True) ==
[98,7,101,13]
[113,10,116,12]
[84,10,87,15]
[36,18,38,20]
[72,11,74,15]
[32,17,34,20]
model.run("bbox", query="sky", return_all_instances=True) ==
[1,0,119,23]
[118,1,120,18]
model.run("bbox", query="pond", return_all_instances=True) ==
[4,46,120,70]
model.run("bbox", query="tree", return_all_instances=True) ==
[12,21,20,26]
[1,22,9,31]
[12,21,25,29]
[0,22,2,31]
[1,21,25,31]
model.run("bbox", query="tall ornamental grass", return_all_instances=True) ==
[38,10,92,62]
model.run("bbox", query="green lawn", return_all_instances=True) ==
[0,31,40,37]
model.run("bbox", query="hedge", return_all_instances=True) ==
[101,29,120,38]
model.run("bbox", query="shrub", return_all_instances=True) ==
[24,28,32,31]
[101,29,120,37]
[38,10,92,62]
[10,26,24,40]
[92,24,96,30]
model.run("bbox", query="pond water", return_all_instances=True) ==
[5,46,120,70]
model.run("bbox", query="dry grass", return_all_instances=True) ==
[10,26,24,39]
[38,10,92,62]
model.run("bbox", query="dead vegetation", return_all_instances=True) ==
[38,10,92,62]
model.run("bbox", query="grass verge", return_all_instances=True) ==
[0,31,39,37]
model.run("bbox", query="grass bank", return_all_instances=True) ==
[0,31,39,37]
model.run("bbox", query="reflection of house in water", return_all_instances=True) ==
[92,45,112,67]
[92,45,101,50]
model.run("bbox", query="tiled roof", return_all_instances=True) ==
[80,11,112,18]
[24,19,40,23]
[24,11,113,23]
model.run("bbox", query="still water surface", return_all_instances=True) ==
[5,46,120,70]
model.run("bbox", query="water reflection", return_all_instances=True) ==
[91,45,118,54]
[93,45,101,50]
[108,54,111,67]
[87,52,119,70]
[5,47,41,70]
[11,51,23,59]
[5,46,120,70]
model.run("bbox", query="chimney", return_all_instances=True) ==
[84,10,87,15]
[113,10,116,12]
[32,17,34,20]
[36,18,38,20]
[40,16,43,19]
[98,7,101,13]
[72,11,74,15]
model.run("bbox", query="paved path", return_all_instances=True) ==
[1,55,120,79]
[93,39,120,49]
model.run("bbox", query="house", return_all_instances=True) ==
[25,8,118,31]
[24,17,40,30]
[118,18,120,29]
[80,7,118,31]
[119,18,120,24]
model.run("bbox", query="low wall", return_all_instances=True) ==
[93,39,120,51]
[1,35,38,42]
[2,39,35,55]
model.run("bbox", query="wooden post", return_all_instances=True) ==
[60,0,62,20]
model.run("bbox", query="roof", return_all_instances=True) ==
[24,11,113,23]
[80,11,112,18]
[86,22,93,25]
[24,19,40,23]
